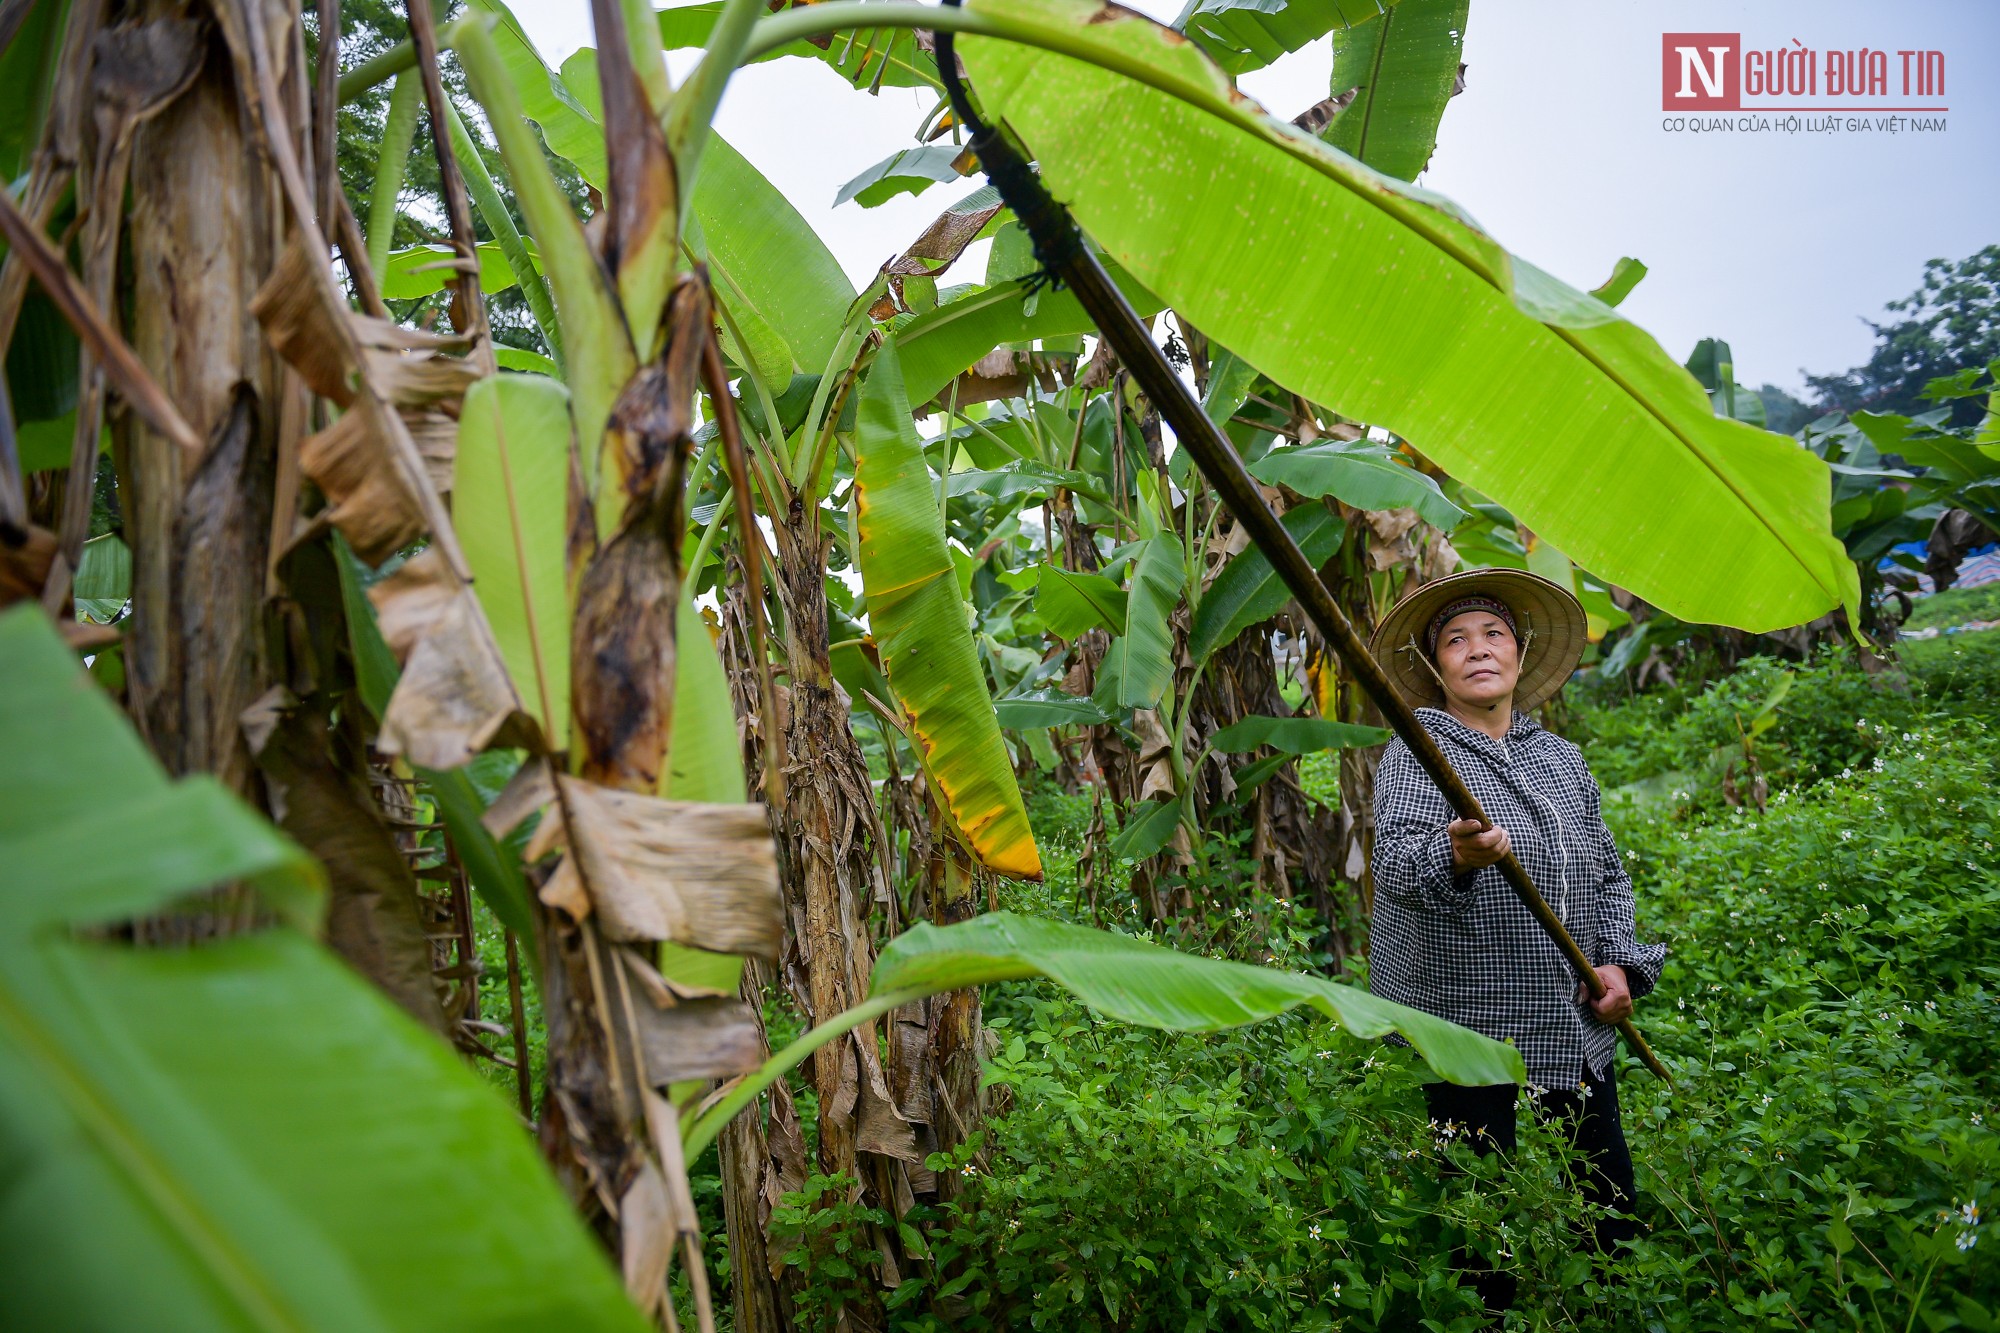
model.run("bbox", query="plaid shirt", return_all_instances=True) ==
[1368,707,1666,1086]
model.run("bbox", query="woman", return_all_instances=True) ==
[1365,568,1666,1313]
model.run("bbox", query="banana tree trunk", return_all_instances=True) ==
[120,24,280,798]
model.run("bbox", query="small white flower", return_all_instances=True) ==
[1331,1281,1342,1297]
[1961,1202,1982,1227]
[1677,998,1685,1010]
[1309,1223,1323,1241]
[961,1163,977,1178]
[1841,830,1854,841]
[1760,1095,1772,1107]
[1926,1001,1938,1012]
[1973,1113,1984,1126]
[1960,1232,1979,1252]
[1276,898,1291,909]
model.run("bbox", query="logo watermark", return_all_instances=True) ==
[1659,33,1947,136]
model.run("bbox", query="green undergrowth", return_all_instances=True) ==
[1903,582,2000,632]
[765,636,2000,1330]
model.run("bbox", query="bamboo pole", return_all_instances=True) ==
[932,20,1670,1087]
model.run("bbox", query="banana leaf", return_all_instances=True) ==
[1320,0,1467,182]
[1036,564,1128,639]
[455,374,573,750]
[658,1,942,90]
[873,912,1524,1086]
[1173,0,1408,76]
[854,341,1041,879]
[959,0,1858,633]
[0,607,644,1331]
[836,145,965,208]
[1188,503,1342,663]
[1106,533,1184,710]
[1209,715,1391,754]
[380,241,536,300]
[897,265,1163,408]
[1250,440,1464,530]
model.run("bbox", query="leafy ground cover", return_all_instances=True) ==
[766,633,2000,1331]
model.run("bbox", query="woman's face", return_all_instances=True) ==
[1434,609,1521,710]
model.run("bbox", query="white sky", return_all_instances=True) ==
[508,0,1999,396]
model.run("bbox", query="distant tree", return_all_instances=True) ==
[1805,244,2000,427]
[1756,383,1815,436]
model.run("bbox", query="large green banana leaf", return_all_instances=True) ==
[0,607,644,1332]
[1173,0,1407,76]
[1320,0,1467,182]
[456,374,573,750]
[960,0,1858,633]
[854,341,1042,879]
[873,912,1524,1086]
[684,906,1522,1160]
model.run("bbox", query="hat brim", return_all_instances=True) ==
[1366,569,1587,713]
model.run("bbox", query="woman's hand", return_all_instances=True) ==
[1580,965,1632,1024]
[1447,817,1511,872]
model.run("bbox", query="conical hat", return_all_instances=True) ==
[1367,568,1587,713]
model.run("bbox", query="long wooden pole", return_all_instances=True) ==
[933,24,1669,1086]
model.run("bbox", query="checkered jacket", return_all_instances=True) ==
[1368,707,1666,1086]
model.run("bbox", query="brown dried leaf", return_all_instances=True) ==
[536,775,782,956]
[483,755,554,840]
[241,687,448,1031]
[631,996,767,1083]
[0,525,56,607]
[251,232,357,405]
[297,404,426,565]
[368,548,538,769]
[402,408,457,496]
[618,1159,673,1322]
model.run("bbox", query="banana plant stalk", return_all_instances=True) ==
[930,14,1672,1087]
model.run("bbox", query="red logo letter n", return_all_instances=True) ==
[1661,33,1739,110]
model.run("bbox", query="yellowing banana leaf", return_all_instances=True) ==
[455,375,573,751]
[854,340,1041,879]
[872,912,1524,1086]
[960,0,1858,633]
[1174,0,1407,75]
[0,608,644,1331]
[1320,0,1466,182]
[1188,503,1343,664]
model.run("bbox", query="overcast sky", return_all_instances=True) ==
[509,0,1998,396]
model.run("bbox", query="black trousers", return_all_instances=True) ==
[1421,1061,1641,1314]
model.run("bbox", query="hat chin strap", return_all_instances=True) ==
[1400,616,1537,706]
